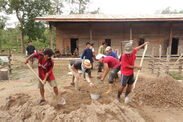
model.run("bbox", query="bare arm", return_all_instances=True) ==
[127,65,142,70]
[135,42,149,51]
[85,73,94,87]
[25,53,35,64]
[101,63,109,81]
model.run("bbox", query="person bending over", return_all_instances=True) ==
[69,59,94,91]
[96,54,120,94]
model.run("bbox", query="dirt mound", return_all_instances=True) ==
[133,75,183,108]
[0,92,145,122]
[0,93,30,111]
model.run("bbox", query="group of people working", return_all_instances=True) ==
[25,40,148,104]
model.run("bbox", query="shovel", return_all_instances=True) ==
[133,44,148,91]
[26,63,66,105]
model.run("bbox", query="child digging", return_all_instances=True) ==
[25,48,58,104]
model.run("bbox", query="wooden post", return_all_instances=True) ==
[169,23,172,56]
[0,69,8,80]
[179,59,182,74]
[151,47,155,74]
[89,29,92,42]
[157,45,162,77]
[89,24,92,42]
[8,48,12,74]
[130,23,132,40]
[166,47,169,74]
[49,22,53,49]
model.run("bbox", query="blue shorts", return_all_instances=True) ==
[121,74,135,87]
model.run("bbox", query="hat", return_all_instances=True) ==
[124,43,133,54]
[83,59,92,69]
[96,54,106,60]
[105,46,111,51]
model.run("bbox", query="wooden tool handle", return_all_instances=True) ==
[26,63,44,84]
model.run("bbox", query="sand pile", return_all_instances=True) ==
[133,75,183,108]
[0,92,145,122]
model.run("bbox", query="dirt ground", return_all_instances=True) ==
[0,54,183,122]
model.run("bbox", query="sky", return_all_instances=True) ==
[91,0,183,14]
[1,0,183,28]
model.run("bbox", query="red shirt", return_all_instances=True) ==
[32,52,55,81]
[103,56,120,68]
[121,48,137,76]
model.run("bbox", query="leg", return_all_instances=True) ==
[48,81,58,96]
[53,87,58,96]
[74,75,79,91]
[40,88,45,100]
[88,68,91,78]
[106,69,115,93]
[38,81,45,100]
[125,74,135,97]
[98,62,103,72]
[125,84,132,97]
[117,74,127,101]
[117,85,125,100]
[83,72,86,80]
[71,75,75,85]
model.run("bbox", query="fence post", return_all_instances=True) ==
[151,47,155,74]
[166,47,170,74]
[157,45,162,77]
[8,48,12,74]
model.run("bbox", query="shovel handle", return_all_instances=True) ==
[26,63,44,84]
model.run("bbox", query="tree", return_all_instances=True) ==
[50,0,65,15]
[0,0,51,53]
[160,7,183,14]
[0,16,6,50]
[68,0,100,14]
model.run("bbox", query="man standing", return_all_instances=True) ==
[117,41,149,103]
[25,48,58,104]
[98,42,107,73]
[81,42,93,78]
[105,46,118,59]
[26,41,36,67]
[96,54,120,94]
[69,59,94,91]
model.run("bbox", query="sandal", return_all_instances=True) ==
[38,99,46,104]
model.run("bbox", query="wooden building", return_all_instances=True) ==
[36,14,183,56]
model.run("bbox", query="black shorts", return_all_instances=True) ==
[121,74,135,87]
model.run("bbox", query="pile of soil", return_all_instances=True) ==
[0,92,144,122]
[133,75,183,108]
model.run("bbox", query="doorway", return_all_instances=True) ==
[70,38,78,55]
[105,39,111,46]
[171,38,179,55]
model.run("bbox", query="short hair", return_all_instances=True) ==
[28,40,32,43]
[91,43,94,46]
[86,42,91,45]
[43,48,54,57]
[102,42,107,45]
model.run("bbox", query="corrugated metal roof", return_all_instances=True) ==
[35,14,183,22]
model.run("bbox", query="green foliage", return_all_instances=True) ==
[169,72,182,80]
[161,7,183,14]
[68,0,100,14]
[0,0,51,53]
[50,0,65,14]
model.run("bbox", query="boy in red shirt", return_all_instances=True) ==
[117,42,148,103]
[25,48,58,104]
[96,54,120,93]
